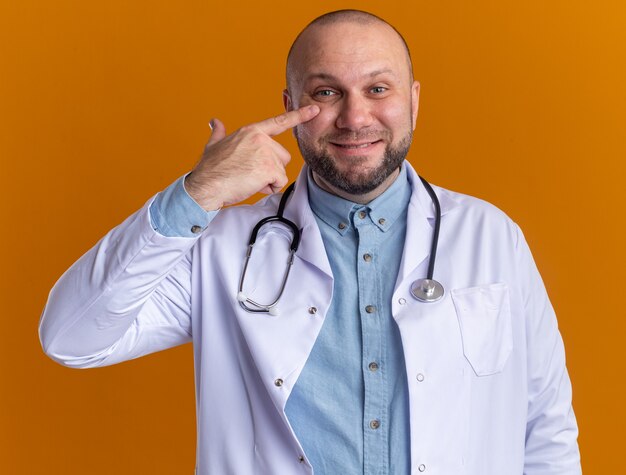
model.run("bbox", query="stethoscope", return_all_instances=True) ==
[237,176,445,315]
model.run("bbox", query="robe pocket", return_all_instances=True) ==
[451,283,513,376]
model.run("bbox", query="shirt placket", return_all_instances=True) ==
[355,206,388,475]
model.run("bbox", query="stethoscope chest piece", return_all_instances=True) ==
[410,278,445,303]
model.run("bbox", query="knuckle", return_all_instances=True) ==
[274,114,288,126]
[280,149,292,162]
[249,131,267,146]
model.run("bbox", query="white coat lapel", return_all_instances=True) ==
[233,167,333,415]
[396,164,460,291]
[284,166,333,279]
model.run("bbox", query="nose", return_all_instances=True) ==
[335,94,373,131]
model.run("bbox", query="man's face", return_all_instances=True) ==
[284,21,419,197]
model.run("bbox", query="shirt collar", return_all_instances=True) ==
[306,162,411,235]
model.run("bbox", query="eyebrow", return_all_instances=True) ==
[303,68,397,82]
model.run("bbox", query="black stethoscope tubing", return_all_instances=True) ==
[238,176,445,314]
[237,183,299,314]
[419,176,441,281]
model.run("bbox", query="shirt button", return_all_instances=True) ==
[378,217,386,225]
[369,419,380,430]
[365,305,376,314]
[368,362,379,372]
[308,306,317,315]
[418,464,426,472]
[363,253,372,262]
[398,298,407,305]
[338,222,347,230]
[358,210,367,219]
[274,378,283,387]
[298,455,305,463]
[190,225,203,234]
[416,373,425,382]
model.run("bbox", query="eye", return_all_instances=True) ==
[370,86,388,94]
[314,89,337,98]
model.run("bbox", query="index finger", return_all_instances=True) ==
[256,105,320,136]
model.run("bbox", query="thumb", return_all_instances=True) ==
[206,118,226,147]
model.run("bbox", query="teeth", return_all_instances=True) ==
[338,143,372,149]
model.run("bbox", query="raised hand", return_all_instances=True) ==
[184,105,320,210]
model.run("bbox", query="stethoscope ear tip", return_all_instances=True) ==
[237,291,247,302]
[268,307,279,316]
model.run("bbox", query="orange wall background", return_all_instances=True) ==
[1,0,624,473]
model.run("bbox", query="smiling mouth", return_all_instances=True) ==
[330,140,382,149]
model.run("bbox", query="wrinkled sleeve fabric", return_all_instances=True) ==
[516,225,582,474]
[39,179,217,368]
[150,174,216,237]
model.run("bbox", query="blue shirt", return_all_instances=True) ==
[149,174,214,237]
[284,168,411,475]
[150,166,412,474]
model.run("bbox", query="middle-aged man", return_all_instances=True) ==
[40,9,581,475]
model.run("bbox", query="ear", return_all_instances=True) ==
[411,81,420,130]
[283,89,294,112]
[283,89,299,138]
